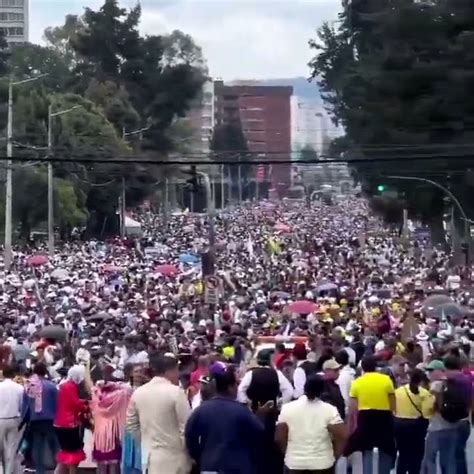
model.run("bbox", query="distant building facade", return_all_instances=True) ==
[214,81,293,194]
[291,97,327,158]
[185,80,215,154]
[0,0,28,43]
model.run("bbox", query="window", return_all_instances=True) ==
[0,0,23,6]
[0,12,24,21]
[2,27,23,36]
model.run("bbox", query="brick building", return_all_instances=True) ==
[214,81,293,195]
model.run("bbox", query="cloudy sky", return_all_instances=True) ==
[30,0,341,80]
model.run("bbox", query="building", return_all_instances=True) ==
[290,96,351,192]
[185,80,215,154]
[291,98,326,157]
[0,0,28,43]
[214,81,293,195]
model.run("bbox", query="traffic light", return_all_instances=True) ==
[185,165,200,192]
[377,184,386,192]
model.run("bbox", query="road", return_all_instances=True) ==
[81,429,474,472]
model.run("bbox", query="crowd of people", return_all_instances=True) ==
[0,198,471,474]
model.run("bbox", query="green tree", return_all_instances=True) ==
[70,0,206,152]
[309,0,474,242]
[299,145,318,162]
[211,122,250,197]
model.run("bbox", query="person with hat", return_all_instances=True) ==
[292,342,319,399]
[320,359,346,420]
[237,350,293,474]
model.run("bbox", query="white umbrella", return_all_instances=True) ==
[51,268,69,281]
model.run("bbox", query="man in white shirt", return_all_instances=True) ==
[237,351,293,405]
[335,351,355,414]
[0,366,24,474]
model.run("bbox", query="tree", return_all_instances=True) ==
[9,43,73,91]
[0,30,9,77]
[69,0,206,152]
[44,14,84,63]
[299,145,318,162]
[5,167,87,240]
[211,122,250,198]
[309,0,474,241]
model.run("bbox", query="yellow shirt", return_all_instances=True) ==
[395,385,433,419]
[350,372,395,411]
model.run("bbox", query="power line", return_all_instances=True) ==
[0,153,472,165]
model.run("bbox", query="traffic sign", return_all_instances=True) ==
[205,276,219,305]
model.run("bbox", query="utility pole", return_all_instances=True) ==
[197,171,215,250]
[120,176,126,238]
[227,166,232,204]
[238,160,243,204]
[47,104,82,257]
[4,74,48,270]
[163,177,169,228]
[47,104,53,257]
[5,80,13,270]
[220,164,225,210]
[121,125,150,236]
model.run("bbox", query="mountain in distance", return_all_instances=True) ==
[229,77,322,102]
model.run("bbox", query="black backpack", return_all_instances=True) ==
[439,378,469,423]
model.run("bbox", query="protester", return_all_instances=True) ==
[335,350,355,414]
[185,365,266,474]
[22,362,59,474]
[121,365,149,474]
[320,359,346,420]
[292,342,318,399]
[422,355,472,474]
[0,197,470,473]
[126,354,190,474]
[53,365,90,474]
[394,368,431,474]
[346,356,396,474]
[275,374,347,474]
[91,381,131,474]
[0,365,24,474]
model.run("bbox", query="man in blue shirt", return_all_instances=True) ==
[22,362,59,474]
[185,365,267,474]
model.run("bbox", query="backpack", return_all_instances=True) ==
[439,378,469,423]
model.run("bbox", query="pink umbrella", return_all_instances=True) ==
[287,300,318,314]
[155,264,178,277]
[103,264,123,273]
[274,222,291,233]
[28,255,48,266]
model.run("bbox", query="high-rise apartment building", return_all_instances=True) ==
[214,81,293,195]
[0,0,28,43]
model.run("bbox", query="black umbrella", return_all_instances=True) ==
[87,312,113,323]
[422,294,453,311]
[39,325,67,341]
[429,302,465,320]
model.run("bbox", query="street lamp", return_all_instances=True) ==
[385,174,471,262]
[47,104,82,257]
[4,74,48,270]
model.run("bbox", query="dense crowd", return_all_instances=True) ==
[0,198,471,474]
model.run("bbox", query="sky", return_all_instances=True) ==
[30,0,342,81]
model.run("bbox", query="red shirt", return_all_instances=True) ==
[190,367,207,388]
[54,381,87,429]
